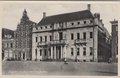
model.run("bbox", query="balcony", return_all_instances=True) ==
[37,39,66,47]
[37,41,49,47]
[51,39,66,45]
[74,39,87,46]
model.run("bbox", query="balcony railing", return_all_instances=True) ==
[74,39,87,45]
[37,39,66,47]
[51,39,66,45]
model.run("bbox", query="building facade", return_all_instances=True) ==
[32,5,111,62]
[2,28,15,60]
[15,9,36,60]
[110,20,118,62]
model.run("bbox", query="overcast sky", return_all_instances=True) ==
[0,2,120,34]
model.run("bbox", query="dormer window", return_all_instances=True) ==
[41,27,42,29]
[50,25,52,28]
[90,20,93,23]
[36,27,38,30]
[71,23,74,25]
[84,21,86,24]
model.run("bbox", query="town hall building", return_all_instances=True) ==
[32,4,111,62]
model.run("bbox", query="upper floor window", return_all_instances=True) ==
[83,47,86,56]
[45,36,47,42]
[45,26,47,29]
[71,23,74,25]
[71,33,74,40]
[90,32,93,38]
[36,37,38,42]
[40,36,42,42]
[77,48,80,55]
[50,35,52,41]
[77,33,80,39]
[71,48,74,56]
[83,32,86,40]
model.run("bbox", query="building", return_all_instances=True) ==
[15,9,36,60]
[2,28,15,60]
[31,4,111,62]
[110,19,118,62]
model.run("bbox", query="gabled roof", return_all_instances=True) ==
[38,10,94,26]
[2,28,14,39]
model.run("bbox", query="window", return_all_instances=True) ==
[40,36,42,42]
[50,25,52,28]
[71,48,74,56]
[45,36,47,42]
[83,32,86,40]
[36,37,38,42]
[84,21,86,24]
[77,33,80,39]
[71,23,74,25]
[90,47,93,56]
[10,43,13,48]
[59,32,63,40]
[35,49,37,56]
[40,49,42,56]
[36,27,38,30]
[41,27,42,29]
[83,47,86,56]
[78,22,80,25]
[77,48,80,55]
[90,20,93,23]
[50,35,52,41]
[44,49,47,56]
[45,26,47,29]
[71,33,74,40]
[90,32,93,38]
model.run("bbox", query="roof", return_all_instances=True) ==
[2,28,14,39]
[38,10,94,26]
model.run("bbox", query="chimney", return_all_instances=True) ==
[43,12,46,18]
[87,4,91,11]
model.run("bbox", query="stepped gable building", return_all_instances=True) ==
[32,4,111,62]
[2,28,15,60]
[15,9,36,60]
[110,19,118,62]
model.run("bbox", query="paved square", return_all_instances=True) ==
[2,61,117,76]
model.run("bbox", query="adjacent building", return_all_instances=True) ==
[32,4,111,62]
[14,9,36,60]
[2,28,15,60]
[110,19,118,62]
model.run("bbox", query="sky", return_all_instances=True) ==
[0,1,120,34]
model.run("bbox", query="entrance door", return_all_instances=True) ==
[56,46,61,59]
[23,53,25,60]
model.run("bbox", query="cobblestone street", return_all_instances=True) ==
[2,61,117,76]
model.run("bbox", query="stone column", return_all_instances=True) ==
[51,46,53,59]
[54,46,56,59]
[61,46,63,59]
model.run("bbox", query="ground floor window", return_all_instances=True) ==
[71,48,74,56]
[77,48,80,55]
[83,47,86,56]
